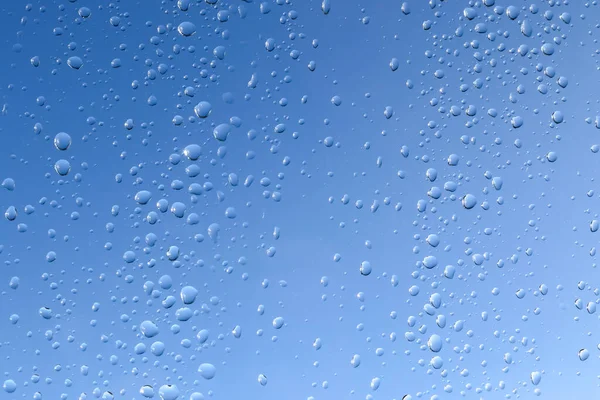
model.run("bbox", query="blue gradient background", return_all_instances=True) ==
[2,0,600,399]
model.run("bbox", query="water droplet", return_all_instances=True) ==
[531,371,542,385]
[54,159,71,176]
[552,111,564,124]
[177,21,196,36]
[541,43,555,55]
[511,116,524,128]
[370,377,381,391]
[39,307,53,319]
[331,95,342,106]
[462,194,477,209]
[45,251,56,262]
[384,106,394,119]
[232,325,242,338]
[444,265,456,279]
[9,276,19,289]
[183,144,202,160]
[198,363,216,380]
[426,234,439,247]
[430,356,443,369]
[78,7,91,18]
[265,38,276,52]
[546,152,558,162]
[208,223,220,242]
[166,246,180,261]
[139,385,155,398]
[587,302,596,314]
[463,7,477,19]
[447,154,459,166]
[194,101,212,118]
[170,202,186,218]
[135,190,152,205]
[140,320,159,338]
[427,334,443,352]
[54,132,72,150]
[492,176,503,190]
[360,261,372,276]
[181,286,198,304]
[422,256,438,269]
[557,76,569,88]
[67,56,83,70]
[506,5,520,19]
[258,374,268,386]
[123,250,136,263]
[2,380,17,394]
[158,385,179,400]
[2,178,15,191]
[272,316,285,329]
[213,123,231,141]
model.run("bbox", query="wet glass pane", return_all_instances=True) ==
[0,1,596,399]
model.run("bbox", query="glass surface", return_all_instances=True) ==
[0,1,598,399]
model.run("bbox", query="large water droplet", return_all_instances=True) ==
[427,334,443,352]
[67,56,83,70]
[3,379,17,393]
[54,159,71,176]
[198,363,216,380]
[213,123,231,141]
[462,194,477,209]
[54,132,72,150]
[177,22,196,36]
[140,320,159,338]
[135,190,152,205]
[258,374,268,386]
[360,261,372,276]
[158,385,180,400]
[579,348,590,361]
[194,101,212,118]
[531,371,542,385]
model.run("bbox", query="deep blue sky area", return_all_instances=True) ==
[3,0,600,399]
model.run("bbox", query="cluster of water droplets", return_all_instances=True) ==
[4,0,600,399]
